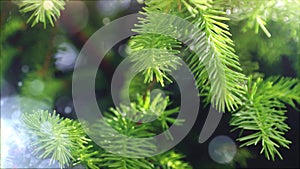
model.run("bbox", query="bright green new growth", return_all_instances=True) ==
[230,76,300,160]
[22,93,190,168]
[18,0,66,28]
[185,0,246,112]
[129,0,246,112]
[128,0,300,161]
[22,110,90,168]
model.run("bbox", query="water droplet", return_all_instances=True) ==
[189,45,195,50]
[226,9,231,15]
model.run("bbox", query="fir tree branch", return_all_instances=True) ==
[18,0,66,28]
[187,0,246,112]
[22,110,89,168]
[131,0,246,112]
[128,34,181,86]
[230,76,300,160]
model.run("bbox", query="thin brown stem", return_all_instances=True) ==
[143,77,157,100]
[38,26,57,76]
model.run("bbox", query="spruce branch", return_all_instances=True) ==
[128,47,181,86]
[91,92,183,157]
[136,92,184,140]
[185,0,246,112]
[90,107,157,158]
[230,76,300,160]
[22,110,89,168]
[264,76,300,109]
[18,0,66,28]
[131,0,246,112]
[96,153,154,169]
[128,34,181,86]
[71,142,103,169]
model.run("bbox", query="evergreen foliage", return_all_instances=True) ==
[1,0,299,168]
[18,0,66,28]
[230,76,300,160]
[22,93,191,168]
[130,0,246,112]
[22,110,89,168]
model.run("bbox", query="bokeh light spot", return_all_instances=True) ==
[96,0,131,16]
[21,65,29,73]
[118,44,129,57]
[136,0,144,4]
[29,80,45,95]
[102,17,111,25]
[208,135,237,164]
[54,42,78,72]
[64,106,72,114]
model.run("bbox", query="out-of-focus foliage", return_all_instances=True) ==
[0,17,24,85]
[230,148,253,168]
[20,71,62,105]
[228,0,300,76]
[229,0,300,38]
